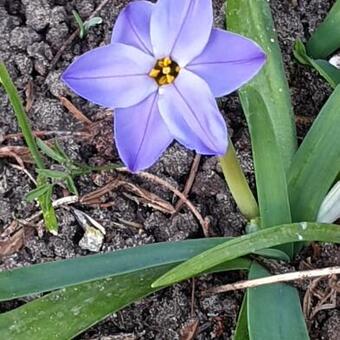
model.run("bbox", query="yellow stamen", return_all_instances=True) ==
[162,67,171,75]
[149,68,161,78]
[166,74,175,83]
[158,75,168,85]
[163,57,172,66]
[149,57,180,86]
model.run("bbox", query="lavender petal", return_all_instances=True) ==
[111,1,154,55]
[187,29,266,97]
[150,0,213,66]
[158,69,228,155]
[115,92,173,172]
[62,43,157,108]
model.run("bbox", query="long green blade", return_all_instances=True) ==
[226,0,297,169]
[0,63,44,168]
[0,238,248,301]
[240,88,293,257]
[0,62,58,232]
[247,262,309,340]
[288,86,340,222]
[152,223,340,287]
[306,0,340,59]
[233,294,249,340]
[294,39,340,88]
[0,257,249,339]
[0,266,171,339]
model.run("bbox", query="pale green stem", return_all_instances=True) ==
[219,141,259,220]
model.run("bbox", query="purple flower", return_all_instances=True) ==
[62,0,266,172]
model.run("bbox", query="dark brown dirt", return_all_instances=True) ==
[0,0,339,339]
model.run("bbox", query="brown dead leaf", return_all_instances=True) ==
[121,181,176,214]
[0,229,25,257]
[59,96,93,126]
[81,179,175,214]
[0,146,33,166]
[180,319,199,340]
[25,80,34,112]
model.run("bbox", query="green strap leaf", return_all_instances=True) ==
[294,39,340,88]
[288,85,340,222]
[152,223,340,287]
[0,266,171,340]
[239,88,293,257]
[0,238,249,301]
[233,294,249,340]
[247,262,309,340]
[306,0,340,59]
[226,0,297,169]
[0,252,249,339]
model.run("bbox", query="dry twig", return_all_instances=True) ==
[9,163,37,185]
[117,168,209,236]
[3,130,90,142]
[81,178,176,214]
[304,274,339,323]
[59,96,93,125]
[0,146,32,166]
[205,267,340,294]
[175,154,201,212]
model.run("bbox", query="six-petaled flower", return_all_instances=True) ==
[62,0,266,172]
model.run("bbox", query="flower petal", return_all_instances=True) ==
[187,29,266,97]
[150,0,213,66]
[115,92,173,172]
[111,1,154,55]
[62,43,157,108]
[158,69,228,155]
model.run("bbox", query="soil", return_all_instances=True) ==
[0,0,339,339]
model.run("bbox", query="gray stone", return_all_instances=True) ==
[22,0,51,31]
[9,27,41,51]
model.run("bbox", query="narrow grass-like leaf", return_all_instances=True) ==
[25,184,52,202]
[0,238,250,301]
[0,63,44,169]
[152,223,340,287]
[226,0,297,169]
[240,88,293,257]
[65,176,79,196]
[52,141,72,163]
[72,10,85,38]
[306,0,340,59]
[294,39,340,88]
[0,62,58,233]
[84,17,103,31]
[288,86,340,222]
[36,138,66,164]
[36,168,68,179]
[247,262,309,340]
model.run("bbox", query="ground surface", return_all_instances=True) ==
[0,0,339,339]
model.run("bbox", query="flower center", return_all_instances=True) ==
[149,57,180,86]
